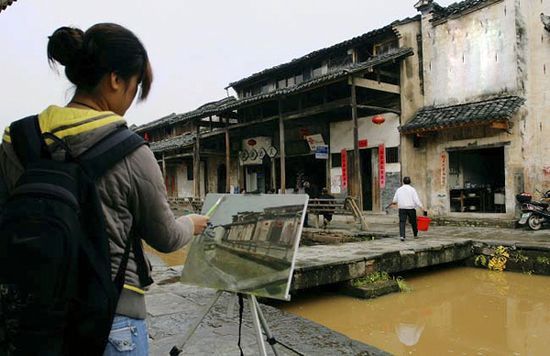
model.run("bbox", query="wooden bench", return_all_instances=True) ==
[307,197,368,230]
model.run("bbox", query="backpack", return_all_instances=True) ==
[0,115,148,355]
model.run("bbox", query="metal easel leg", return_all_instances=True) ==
[170,290,223,356]
[248,294,268,356]
[252,295,279,356]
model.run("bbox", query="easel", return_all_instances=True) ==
[169,290,280,356]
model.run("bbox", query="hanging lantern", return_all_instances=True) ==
[144,132,150,141]
[372,115,385,125]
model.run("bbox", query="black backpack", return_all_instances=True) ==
[0,115,148,355]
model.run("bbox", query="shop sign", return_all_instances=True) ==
[358,139,368,149]
[315,145,329,159]
[249,148,258,161]
[242,137,271,165]
[440,152,447,188]
[378,144,385,188]
[341,149,348,190]
[305,134,325,151]
[239,150,249,162]
[258,148,266,160]
[266,146,278,158]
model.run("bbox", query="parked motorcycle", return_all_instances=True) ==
[517,190,550,230]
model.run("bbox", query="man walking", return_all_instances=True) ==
[391,177,426,241]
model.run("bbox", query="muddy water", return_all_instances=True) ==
[144,244,189,266]
[281,267,550,355]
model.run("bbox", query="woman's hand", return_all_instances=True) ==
[187,214,210,235]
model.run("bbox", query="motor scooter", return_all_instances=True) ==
[517,190,550,230]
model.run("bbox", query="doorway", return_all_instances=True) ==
[360,149,373,211]
[217,164,226,193]
[448,147,505,213]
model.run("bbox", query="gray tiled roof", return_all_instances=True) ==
[139,47,413,135]
[0,0,16,13]
[228,17,419,88]
[400,96,525,134]
[432,0,500,22]
[135,96,236,134]
[223,47,414,111]
[149,133,195,153]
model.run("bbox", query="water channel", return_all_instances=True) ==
[281,266,550,355]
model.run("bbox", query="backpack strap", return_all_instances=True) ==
[79,126,146,179]
[9,115,50,166]
[79,127,154,288]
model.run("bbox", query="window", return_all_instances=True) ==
[287,76,295,87]
[386,147,399,163]
[373,39,398,55]
[331,153,341,167]
[312,66,323,77]
[303,69,312,81]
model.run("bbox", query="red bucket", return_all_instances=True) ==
[417,216,432,231]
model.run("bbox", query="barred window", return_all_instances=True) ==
[386,147,399,163]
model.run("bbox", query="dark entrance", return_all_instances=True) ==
[360,149,373,211]
[285,155,326,196]
[217,164,226,193]
[448,147,505,213]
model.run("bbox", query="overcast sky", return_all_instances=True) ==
[0,0,456,129]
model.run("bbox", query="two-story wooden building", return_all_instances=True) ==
[137,17,422,213]
[137,0,549,223]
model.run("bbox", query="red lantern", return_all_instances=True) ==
[144,132,150,141]
[372,115,385,125]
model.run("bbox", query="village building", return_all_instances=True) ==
[138,18,421,214]
[137,0,549,223]
[401,0,550,221]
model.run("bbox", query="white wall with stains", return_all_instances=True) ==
[428,0,518,106]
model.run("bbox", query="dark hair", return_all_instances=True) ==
[47,23,153,100]
[403,176,411,184]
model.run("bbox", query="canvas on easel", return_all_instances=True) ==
[180,193,308,301]
[173,194,308,355]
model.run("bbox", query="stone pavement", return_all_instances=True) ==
[326,219,550,244]
[145,219,549,355]
[146,261,389,356]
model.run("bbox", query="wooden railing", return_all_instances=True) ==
[307,196,368,230]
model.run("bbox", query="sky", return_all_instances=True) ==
[0,0,457,129]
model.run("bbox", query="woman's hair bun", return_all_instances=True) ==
[47,26,84,67]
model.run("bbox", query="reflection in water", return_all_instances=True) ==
[281,267,550,355]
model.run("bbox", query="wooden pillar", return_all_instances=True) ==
[278,99,286,193]
[161,153,166,178]
[193,124,201,198]
[351,76,363,210]
[271,159,276,191]
[225,117,231,193]
[326,121,331,191]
